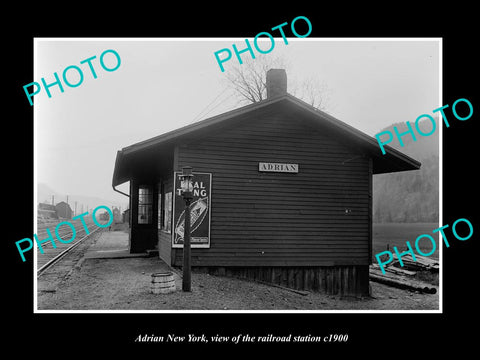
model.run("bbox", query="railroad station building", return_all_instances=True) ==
[112,69,420,296]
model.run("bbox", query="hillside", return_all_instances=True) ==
[373,118,439,223]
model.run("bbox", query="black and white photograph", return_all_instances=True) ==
[7,8,478,353]
[33,38,441,312]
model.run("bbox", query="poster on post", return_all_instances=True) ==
[172,172,212,248]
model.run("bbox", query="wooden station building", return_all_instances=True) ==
[112,69,420,296]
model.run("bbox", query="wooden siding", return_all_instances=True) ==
[158,229,172,266]
[199,265,370,296]
[173,112,371,268]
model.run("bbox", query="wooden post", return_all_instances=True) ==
[182,197,192,292]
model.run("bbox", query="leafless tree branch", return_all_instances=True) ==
[221,54,330,112]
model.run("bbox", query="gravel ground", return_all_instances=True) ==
[37,255,439,311]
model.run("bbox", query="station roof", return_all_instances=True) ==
[112,93,421,187]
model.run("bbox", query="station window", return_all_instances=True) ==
[157,190,162,230]
[163,192,172,233]
[138,185,153,224]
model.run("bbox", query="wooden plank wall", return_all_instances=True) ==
[198,265,370,296]
[173,112,370,268]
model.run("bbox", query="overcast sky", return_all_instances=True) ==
[34,38,440,209]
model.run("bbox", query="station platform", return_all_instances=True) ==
[84,230,150,259]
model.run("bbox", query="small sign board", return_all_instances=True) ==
[258,162,299,173]
[172,172,212,249]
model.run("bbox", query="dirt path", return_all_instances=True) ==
[37,256,439,311]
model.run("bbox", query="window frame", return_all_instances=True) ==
[162,191,172,234]
[137,185,153,225]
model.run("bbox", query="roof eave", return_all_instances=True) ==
[112,150,127,187]
[112,93,421,183]
[282,94,421,172]
[120,95,287,156]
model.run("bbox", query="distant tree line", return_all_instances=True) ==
[373,119,439,223]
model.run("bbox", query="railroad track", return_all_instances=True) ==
[36,219,104,276]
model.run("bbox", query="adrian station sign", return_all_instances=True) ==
[258,162,299,173]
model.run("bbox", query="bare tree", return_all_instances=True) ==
[222,55,330,112]
[290,76,330,112]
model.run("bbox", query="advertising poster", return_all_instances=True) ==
[172,172,212,248]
